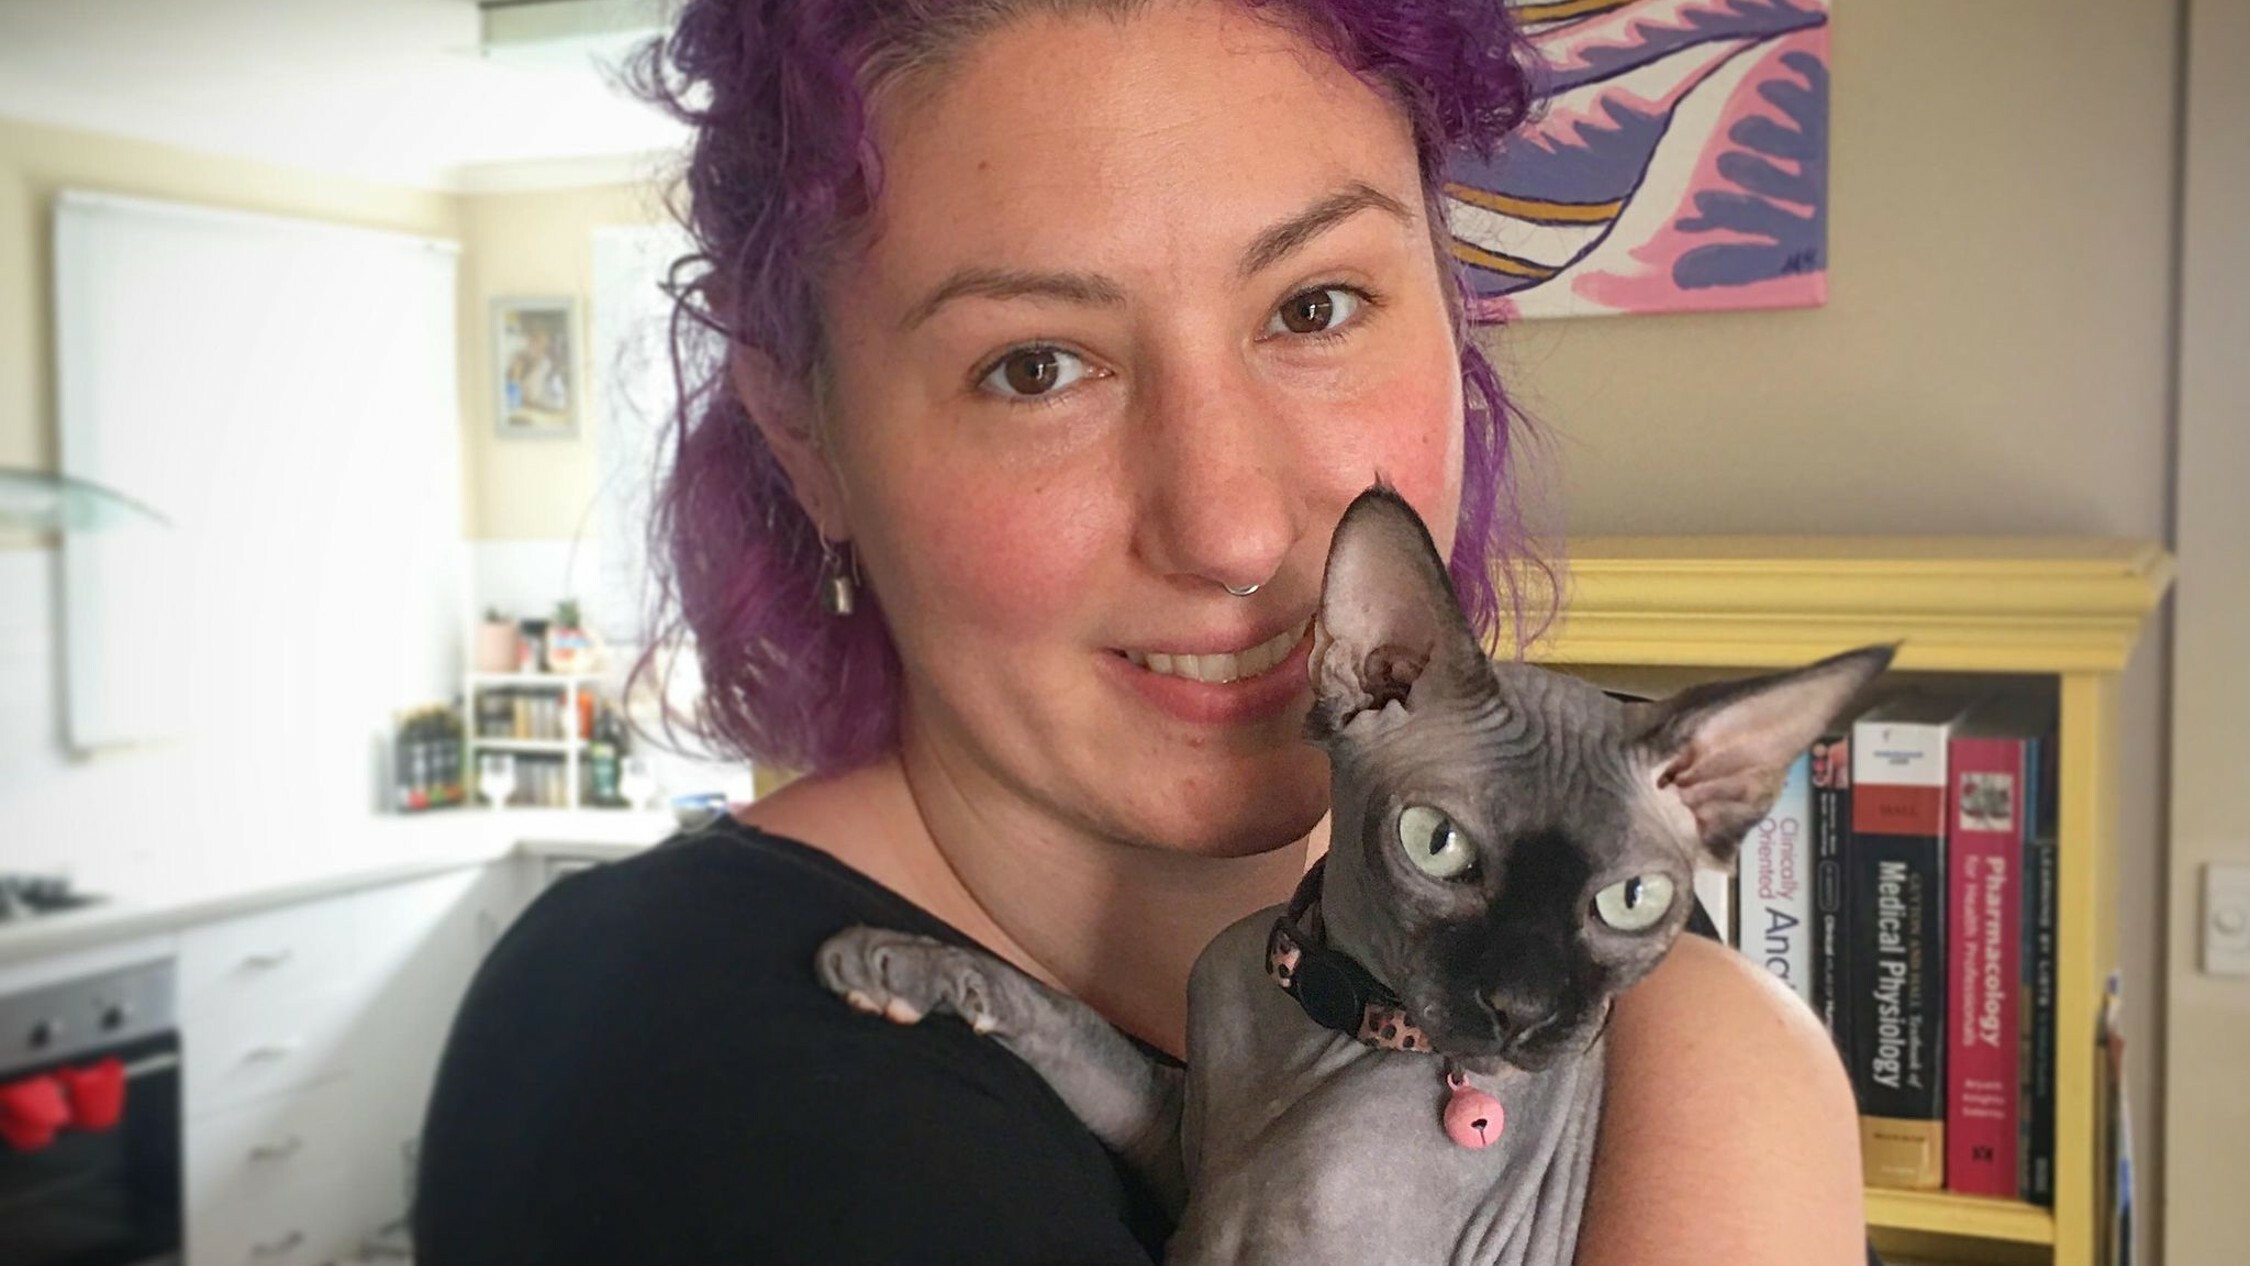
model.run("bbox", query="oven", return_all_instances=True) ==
[0,957,181,1266]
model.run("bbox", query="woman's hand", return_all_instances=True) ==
[1577,935,1868,1266]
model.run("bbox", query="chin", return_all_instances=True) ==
[1116,767,1328,860]
[1135,743,1328,855]
[1179,794,1328,859]
[1422,1012,1607,1074]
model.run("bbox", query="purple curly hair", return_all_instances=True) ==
[627,0,1552,778]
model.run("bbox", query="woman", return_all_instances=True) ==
[415,1,1868,1262]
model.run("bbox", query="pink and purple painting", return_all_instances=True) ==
[1448,0,1830,321]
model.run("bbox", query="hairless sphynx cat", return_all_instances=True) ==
[819,486,1890,1264]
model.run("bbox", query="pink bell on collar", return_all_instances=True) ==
[1442,1069,1504,1149]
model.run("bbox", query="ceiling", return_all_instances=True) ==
[0,0,690,191]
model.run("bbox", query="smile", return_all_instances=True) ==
[1121,618,1312,684]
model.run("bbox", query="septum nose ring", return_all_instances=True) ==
[1223,581,1262,597]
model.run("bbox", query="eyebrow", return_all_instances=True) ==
[902,267,1127,330]
[901,180,1416,330]
[1236,181,1415,281]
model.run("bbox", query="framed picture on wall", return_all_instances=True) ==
[493,296,578,438]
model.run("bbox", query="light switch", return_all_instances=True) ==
[2204,864,2250,976]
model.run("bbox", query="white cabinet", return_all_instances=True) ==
[178,898,360,1020]
[181,858,536,1265]
[185,1076,357,1214]
[184,982,360,1117]
[184,1078,358,1266]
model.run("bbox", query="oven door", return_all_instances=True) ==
[0,1032,183,1266]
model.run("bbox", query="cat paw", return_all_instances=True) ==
[814,928,1005,1036]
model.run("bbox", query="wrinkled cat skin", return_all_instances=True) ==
[819,488,1891,1264]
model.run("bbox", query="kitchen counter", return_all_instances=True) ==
[0,807,684,968]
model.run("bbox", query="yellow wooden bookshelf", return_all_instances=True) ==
[1518,536,2173,1266]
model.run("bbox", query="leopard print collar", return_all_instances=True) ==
[1265,857,1436,1054]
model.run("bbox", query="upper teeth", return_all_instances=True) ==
[1125,619,1308,684]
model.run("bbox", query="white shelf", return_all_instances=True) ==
[470,737,581,753]
[466,671,600,688]
[463,664,599,810]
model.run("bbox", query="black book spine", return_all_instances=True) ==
[1812,735,1852,1063]
[1849,827,1947,1186]
[2023,833,2058,1206]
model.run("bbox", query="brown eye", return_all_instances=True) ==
[1266,286,1362,337]
[1005,349,1059,394]
[1280,290,1332,333]
[980,345,1090,399]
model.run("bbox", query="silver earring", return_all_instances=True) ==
[1223,580,1262,597]
[819,538,856,617]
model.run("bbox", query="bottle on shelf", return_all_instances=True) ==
[587,703,621,807]
[393,706,467,813]
[393,710,417,812]
[442,702,465,804]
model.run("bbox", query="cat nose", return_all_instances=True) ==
[1483,989,1562,1046]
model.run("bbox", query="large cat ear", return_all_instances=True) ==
[1306,486,1493,740]
[1627,645,1895,865]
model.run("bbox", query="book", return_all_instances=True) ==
[1849,694,1976,1191]
[1811,732,1852,1057]
[2023,830,2058,1205]
[1943,698,2051,1196]
[1740,751,1815,1003]
[2101,972,2136,1264]
[1694,868,1734,946]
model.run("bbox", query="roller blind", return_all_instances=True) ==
[53,191,464,771]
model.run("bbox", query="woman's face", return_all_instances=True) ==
[812,0,1465,857]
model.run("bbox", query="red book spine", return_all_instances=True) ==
[1945,736,2025,1196]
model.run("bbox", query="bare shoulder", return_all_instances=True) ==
[1608,933,1850,1095]
[1577,935,1867,1266]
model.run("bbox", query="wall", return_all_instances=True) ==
[0,117,462,550]
[0,117,670,554]
[0,119,674,657]
[455,181,669,542]
[0,0,2211,1246]
[0,123,470,891]
[2162,0,2246,1260]
[1475,0,2182,1252]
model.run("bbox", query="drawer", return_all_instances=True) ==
[185,1077,354,1219]
[188,1164,359,1266]
[185,984,357,1118]
[180,897,362,1018]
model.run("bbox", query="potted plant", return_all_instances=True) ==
[546,599,594,675]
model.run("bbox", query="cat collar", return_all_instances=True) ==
[1265,857,1435,1053]
[1267,858,1507,1149]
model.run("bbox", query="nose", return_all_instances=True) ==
[1127,351,1306,595]
[1482,985,1563,1048]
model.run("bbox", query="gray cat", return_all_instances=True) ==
[817,487,1890,1265]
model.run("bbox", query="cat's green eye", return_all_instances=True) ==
[1592,874,1676,932]
[1398,805,1476,880]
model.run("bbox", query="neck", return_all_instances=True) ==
[874,712,1313,1057]
[741,720,1323,1056]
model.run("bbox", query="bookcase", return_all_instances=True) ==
[463,670,601,808]
[1519,537,2172,1266]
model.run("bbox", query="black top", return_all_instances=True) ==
[413,819,1171,1265]
[414,817,1866,1265]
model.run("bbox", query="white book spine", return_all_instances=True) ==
[1740,752,1815,1002]
[1693,868,1733,945]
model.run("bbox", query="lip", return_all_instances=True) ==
[1113,614,1314,660]
[1102,623,1314,727]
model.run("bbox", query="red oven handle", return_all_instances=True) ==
[0,1074,70,1152]
[57,1058,126,1132]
